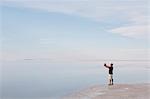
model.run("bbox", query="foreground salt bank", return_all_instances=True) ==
[63,83,150,99]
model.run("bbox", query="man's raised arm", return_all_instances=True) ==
[104,63,109,68]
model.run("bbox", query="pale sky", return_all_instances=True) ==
[1,0,149,61]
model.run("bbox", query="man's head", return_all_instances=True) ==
[110,63,113,67]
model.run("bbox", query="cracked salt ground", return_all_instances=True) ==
[124,88,129,90]
[86,91,106,98]
[63,84,150,99]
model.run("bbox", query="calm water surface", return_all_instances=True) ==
[1,60,150,99]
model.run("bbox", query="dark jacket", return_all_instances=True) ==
[108,67,113,74]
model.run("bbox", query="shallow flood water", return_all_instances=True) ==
[1,60,150,99]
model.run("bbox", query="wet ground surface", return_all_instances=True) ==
[63,83,150,99]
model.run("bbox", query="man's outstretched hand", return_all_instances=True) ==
[104,63,106,66]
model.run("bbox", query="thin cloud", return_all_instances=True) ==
[109,25,149,39]
[2,0,149,39]
[109,14,149,39]
[2,0,148,19]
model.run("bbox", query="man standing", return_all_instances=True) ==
[104,63,113,85]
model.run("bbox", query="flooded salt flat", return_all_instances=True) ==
[1,60,150,99]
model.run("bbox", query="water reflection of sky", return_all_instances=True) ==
[1,61,150,99]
